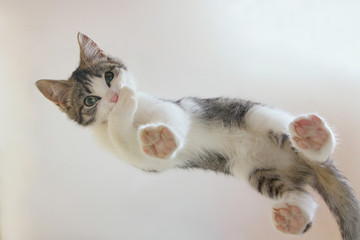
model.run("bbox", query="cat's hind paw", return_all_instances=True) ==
[139,124,181,159]
[273,204,312,235]
[289,114,335,162]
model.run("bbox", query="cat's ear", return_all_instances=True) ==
[77,32,106,67]
[36,80,72,112]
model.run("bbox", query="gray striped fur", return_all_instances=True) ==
[179,150,231,175]
[175,97,257,128]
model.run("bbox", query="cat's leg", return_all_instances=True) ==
[268,114,335,162]
[288,114,335,162]
[248,169,316,235]
[247,106,335,162]
[138,124,182,159]
[107,86,137,145]
[135,95,190,160]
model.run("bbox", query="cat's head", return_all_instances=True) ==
[36,33,134,126]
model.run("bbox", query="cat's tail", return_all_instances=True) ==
[310,160,360,240]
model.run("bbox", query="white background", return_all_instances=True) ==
[1,0,360,239]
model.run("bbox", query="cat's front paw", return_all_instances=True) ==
[110,86,137,118]
[289,114,335,162]
[139,124,181,159]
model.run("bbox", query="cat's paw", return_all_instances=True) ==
[291,115,328,150]
[139,124,180,159]
[110,86,137,118]
[273,204,312,235]
[289,114,334,162]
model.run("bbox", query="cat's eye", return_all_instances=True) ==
[105,71,114,87]
[84,96,100,107]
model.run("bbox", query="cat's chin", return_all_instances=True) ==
[88,120,108,128]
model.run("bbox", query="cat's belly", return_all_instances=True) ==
[228,131,295,180]
[178,124,295,179]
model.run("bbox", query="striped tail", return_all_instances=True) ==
[311,160,360,240]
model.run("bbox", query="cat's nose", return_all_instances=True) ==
[110,93,118,103]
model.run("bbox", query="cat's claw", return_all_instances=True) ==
[139,125,179,159]
[289,114,334,162]
[273,204,312,235]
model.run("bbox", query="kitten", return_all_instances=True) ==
[36,33,360,240]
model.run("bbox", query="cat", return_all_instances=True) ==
[36,33,360,240]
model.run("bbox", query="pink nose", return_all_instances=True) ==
[110,93,119,103]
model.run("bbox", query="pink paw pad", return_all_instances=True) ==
[291,115,329,150]
[273,204,310,234]
[140,126,178,159]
